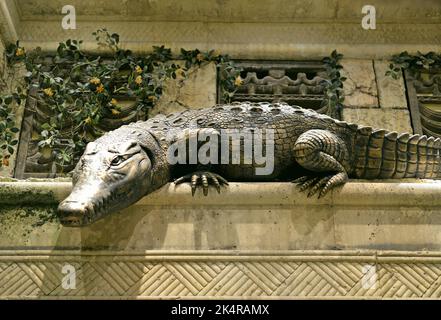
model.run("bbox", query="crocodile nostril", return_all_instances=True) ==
[57,200,88,219]
[60,216,81,226]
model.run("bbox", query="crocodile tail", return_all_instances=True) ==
[353,126,441,179]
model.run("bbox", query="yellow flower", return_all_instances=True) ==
[135,75,142,85]
[135,65,143,74]
[110,98,118,105]
[2,156,10,167]
[96,84,105,93]
[111,108,120,115]
[148,95,157,102]
[234,76,243,86]
[211,50,220,58]
[176,68,185,78]
[15,48,25,57]
[89,77,101,85]
[43,88,54,97]
[196,53,204,62]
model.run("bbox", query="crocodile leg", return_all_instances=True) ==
[292,129,349,198]
[174,171,229,196]
[172,127,228,196]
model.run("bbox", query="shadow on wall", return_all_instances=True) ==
[44,185,333,297]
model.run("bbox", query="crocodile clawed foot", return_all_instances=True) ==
[292,172,348,198]
[174,171,229,196]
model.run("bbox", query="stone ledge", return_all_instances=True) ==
[1,179,441,206]
[1,180,441,251]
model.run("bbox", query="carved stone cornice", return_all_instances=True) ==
[1,0,441,59]
[0,0,20,44]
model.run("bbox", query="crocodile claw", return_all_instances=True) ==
[174,171,229,196]
[292,172,348,198]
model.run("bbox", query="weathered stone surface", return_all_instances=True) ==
[334,207,441,250]
[18,0,342,22]
[2,250,441,298]
[148,62,217,117]
[2,180,441,298]
[374,60,408,109]
[342,108,413,133]
[2,1,441,59]
[0,0,19,44]
[1,180,441,250]
[0,40,5,87]
[12,0,441,24]
[341,59,378,108]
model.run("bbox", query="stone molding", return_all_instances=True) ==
[1,250,441,298]
[1,1,441,59]
[16,22,441,60]
[121,180,441,207]
[3,179,441,206]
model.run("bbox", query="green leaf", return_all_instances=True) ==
[41,123,51,130]
[4,96,13,104]
[111,33,120,44]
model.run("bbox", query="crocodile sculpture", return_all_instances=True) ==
[58,102,441,226]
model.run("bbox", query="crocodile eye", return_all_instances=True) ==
[111,155,128,166]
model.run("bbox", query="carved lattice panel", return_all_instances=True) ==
[218,60,331,114]
[405,70,441,137]
[1,251,441,299]
[14,57,144,179]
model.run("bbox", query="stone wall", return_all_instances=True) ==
[0,55,415,179]
[341,59,413,133]
[0,58,418,181]
[2,0,441,59]
[2,179,441,298]
[149,62,217,118]
[0,0,440,300]
[1,0,433,178]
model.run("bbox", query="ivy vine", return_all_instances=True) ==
[1,29,241,170]
[386,51,441,79]
[321,50,346,119]
[0,41,27,168]
[0,88,24,167]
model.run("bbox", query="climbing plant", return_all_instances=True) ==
[0,41,27,168]
[321,50,346,119]
[0,29,241,170]
[0,88,24,167]
[386,51,441,79]
[179,48,241,102]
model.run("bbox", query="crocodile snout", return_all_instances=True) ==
[58,200,92,226]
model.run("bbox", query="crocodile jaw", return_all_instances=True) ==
[57,182,129,226]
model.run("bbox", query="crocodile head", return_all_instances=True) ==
[57,130,169,227]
